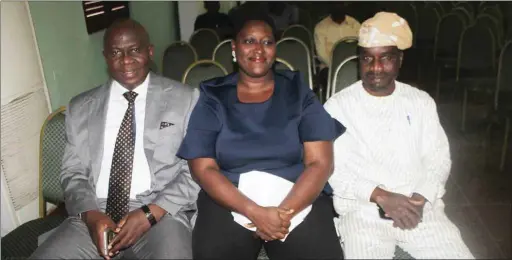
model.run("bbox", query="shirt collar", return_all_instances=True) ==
[111,73,150,100]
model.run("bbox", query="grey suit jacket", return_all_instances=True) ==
[60,72,200,219]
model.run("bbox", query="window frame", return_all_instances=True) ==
[82,1,130,34]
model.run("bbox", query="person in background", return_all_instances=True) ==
[314,2,361,91]
[194,1,233,39]
[30,19,199,260]
[177,7,345,260]
[324,12,474,259]
[268,2,299,37]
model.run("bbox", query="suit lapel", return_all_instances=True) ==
[88,80,111,184]
[144,73,171,166]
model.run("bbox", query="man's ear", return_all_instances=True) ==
[148,44,155,58]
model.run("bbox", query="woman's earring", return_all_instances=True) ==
[232,50,236,62]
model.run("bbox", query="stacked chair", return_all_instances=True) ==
[276,37,314,90]
[326,55,359,100]
[189,28,220,60]
[484,41,512,172]
[212,39,234,74]
[182,60,228,88]
[326,37,358,100]
[458,24,497,132]
[433,13,467,101]
[162,41,198,82]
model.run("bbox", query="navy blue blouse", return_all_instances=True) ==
[177,70,345,194]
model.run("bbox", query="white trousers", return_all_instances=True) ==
[335,202,475,259]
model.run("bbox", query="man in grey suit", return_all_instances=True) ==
[30,19,199,259]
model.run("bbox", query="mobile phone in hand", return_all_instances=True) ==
[378,206,393,220]
[102,228,116,256]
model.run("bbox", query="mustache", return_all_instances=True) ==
[364,72,389,78]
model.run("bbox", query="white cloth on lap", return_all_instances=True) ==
[231,170,312,242]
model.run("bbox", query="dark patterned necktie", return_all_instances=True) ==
[105,91,138,223]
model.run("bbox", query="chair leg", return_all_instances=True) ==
[500,117,510,172]
[461,87,468,132]
[41,199,47,218]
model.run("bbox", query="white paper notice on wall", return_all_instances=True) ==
[231,170,312,242]
[1,88,49,210]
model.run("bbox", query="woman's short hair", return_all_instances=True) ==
[230,4,277,40]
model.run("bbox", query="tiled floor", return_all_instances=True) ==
[434,97,511,259]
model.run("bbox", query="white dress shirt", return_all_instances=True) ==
[324,81,451,216]
[96,75,152,200]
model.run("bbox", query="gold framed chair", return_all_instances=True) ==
[189,28,221,60]
[162,41,198,82]
[326,36,358,97]
[327,55,359,100]
[277,37,313,90]
[181,60,229,88]
[281,24,316,74]
[39,106,67,217]
[274,57,295,71]
[212,39,234,74]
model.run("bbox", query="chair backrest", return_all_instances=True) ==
[454,2,475,16]
[276,37,313,89]
[162,41,197,82]
[39,107,66,217]
[189,28,220,60]
[417,6,441,43]
[434,13,466,60]
[274,57,295,71]
[481,5,504,25]
[426,2,446,15]
[463,2,476,11]
[476,14,503,49]
[451,7,472,24]
[328,55,359,99]
[495,41,512,110]
[456,24,495,80]
[212,39,234,74]
[282,25,315,62]
[477,1,489,12]
[327,37,358,94]
[182,60,228,88]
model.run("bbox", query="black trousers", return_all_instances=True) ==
[192,191,344,260]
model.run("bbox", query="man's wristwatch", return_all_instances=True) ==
[141,205,157,227]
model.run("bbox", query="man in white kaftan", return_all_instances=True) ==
[324,12,474,259]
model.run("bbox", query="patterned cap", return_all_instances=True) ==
[358,12,412,50]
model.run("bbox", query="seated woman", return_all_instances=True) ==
[177,8,345,260]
